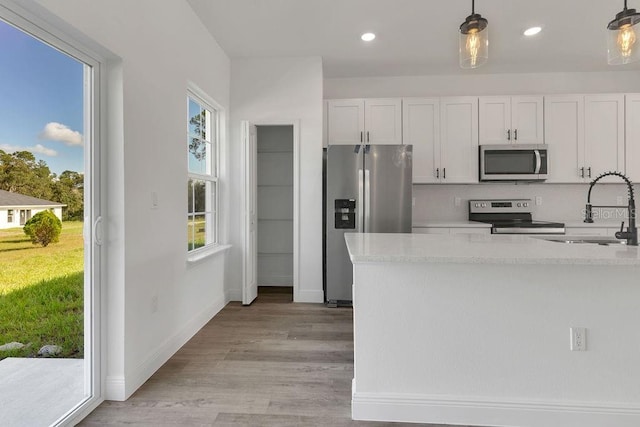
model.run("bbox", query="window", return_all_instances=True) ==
[187,91,218,251]
[7,209,13,223]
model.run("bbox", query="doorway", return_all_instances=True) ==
[256,126,294,297]
[0,8,102,427]
[242,121,299,304]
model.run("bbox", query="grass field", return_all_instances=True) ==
[0,221,84,359]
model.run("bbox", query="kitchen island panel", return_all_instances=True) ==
[348,234,640,426]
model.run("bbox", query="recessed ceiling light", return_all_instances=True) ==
[361,32,376,42]
[523,26,542,36]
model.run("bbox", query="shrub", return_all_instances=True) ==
[23,210,62,247]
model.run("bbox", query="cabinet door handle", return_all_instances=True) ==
[587,167,592,178]
[580,167,585,178]
[367,131,370,142]
[360,131,363,143]
[443,168,446,179]
[514,129,518,141]
[436,168,439,179]
[507,129,511,141]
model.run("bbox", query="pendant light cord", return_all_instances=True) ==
[472,0,475,14]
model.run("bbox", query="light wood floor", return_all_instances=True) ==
[80,287,470,426]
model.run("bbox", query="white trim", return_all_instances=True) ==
[352,387,640,427]
[110,295,228,401]
[243,119,301,302]
[0,2,106,425]
[187,243,231,263]
[187,83,224,251]
[226,288,242,302]
[295,289,324,303]
[104,376,126,401]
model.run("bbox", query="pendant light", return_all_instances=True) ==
[459,0,489,69]
[607,0,640,65]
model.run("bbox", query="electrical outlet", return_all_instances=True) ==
[535,196,542,206]
[151,295,158,313]
[454,197,461,207]
[617,196,624,205]
[570,327,586,351]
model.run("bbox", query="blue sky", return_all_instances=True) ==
[0,19,84,175]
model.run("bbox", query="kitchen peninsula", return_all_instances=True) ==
[346,232,640,427]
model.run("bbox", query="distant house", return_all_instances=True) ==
[0,189,65,229]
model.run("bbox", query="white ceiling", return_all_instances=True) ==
[186,0,640,78]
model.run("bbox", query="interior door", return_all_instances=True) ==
[242,121,258,305]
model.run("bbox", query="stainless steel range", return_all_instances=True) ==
[469,199,565,234]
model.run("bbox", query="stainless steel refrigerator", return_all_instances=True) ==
[323,144,412,306]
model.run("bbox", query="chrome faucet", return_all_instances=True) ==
[584,171,638,246]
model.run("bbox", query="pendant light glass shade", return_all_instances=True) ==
[459,1,489,69]
[607,0,640,65]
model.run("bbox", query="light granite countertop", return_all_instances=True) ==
[344,232,640,266]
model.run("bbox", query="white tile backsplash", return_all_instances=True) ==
[412,183,632,223]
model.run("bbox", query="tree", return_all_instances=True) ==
[23,210,62,247]
[0,150,54,200]
[189,110,208,161]
[52,170,84,220]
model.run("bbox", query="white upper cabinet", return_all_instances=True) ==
[403,97,478,183]
[326,98,402,145]
[326,99,365,145]
[583,94,624,181]
[402,98,440,183]
[545,94,624,183]
[545,95,584,183]
[479,96,543,145]
[439,97,479,183]
[625,94,640,182]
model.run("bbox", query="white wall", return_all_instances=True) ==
[33,0,231,400]
[324,70,640,98]
[229,57,324,303]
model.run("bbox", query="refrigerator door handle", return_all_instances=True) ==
[364,169,371,232]
[357,168,364,232]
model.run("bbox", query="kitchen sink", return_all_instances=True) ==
[537,237,626,246]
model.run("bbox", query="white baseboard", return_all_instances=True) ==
[257,275,293,286]
[104,376,126,401]
[106,294,227,401]
[352,385,640,427]
[226,288,242,302]
[294,289,324,303]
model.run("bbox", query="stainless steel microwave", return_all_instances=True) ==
[479,144,548,181]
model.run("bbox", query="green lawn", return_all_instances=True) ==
[0,221,84,359]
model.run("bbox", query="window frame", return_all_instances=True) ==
[7,209,13,223]
[187,87,221,253]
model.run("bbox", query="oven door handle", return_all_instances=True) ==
[534,150,542,174]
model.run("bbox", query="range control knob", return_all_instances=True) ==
[475,203,480,208]
[481,203,487,208]
[523,202,529,207]
[516,203,521,207]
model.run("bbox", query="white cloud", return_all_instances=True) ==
[39,122,83,146]
[0,143,58,157]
